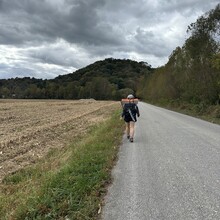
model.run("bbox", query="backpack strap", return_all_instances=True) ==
[128,108,136,122]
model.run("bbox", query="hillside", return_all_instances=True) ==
[0,58,152,100]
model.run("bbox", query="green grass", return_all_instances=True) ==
[166,102,220,125]
[0,110,124,220]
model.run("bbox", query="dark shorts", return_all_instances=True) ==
[124,115,137,123]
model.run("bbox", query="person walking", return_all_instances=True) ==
[121,94,140,142]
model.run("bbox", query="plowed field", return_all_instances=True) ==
[0,99,119,182]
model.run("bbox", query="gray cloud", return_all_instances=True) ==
[0,0,219,79]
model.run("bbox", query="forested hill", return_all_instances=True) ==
[55,58,151,82]
[0,58,152,100]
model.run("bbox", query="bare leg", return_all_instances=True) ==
[126,122,130,137]
[129,121,135,138]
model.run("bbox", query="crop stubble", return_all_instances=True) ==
[0,99,119,182]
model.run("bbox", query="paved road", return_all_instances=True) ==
[102,102,220,220]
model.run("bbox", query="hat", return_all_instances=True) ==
[127,94,134,99]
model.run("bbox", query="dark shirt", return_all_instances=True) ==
[122,102,140,122]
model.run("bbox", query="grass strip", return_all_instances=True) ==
[0,110,124,220]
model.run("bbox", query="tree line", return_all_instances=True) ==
[137,4,220,106]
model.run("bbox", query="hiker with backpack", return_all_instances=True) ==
[121,94,140,142]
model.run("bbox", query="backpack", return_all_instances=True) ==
[123,103,137,121]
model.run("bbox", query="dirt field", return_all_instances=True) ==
[0,99,119,182]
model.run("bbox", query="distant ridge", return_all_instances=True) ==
[0,58,153,100]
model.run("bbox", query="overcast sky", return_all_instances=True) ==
[0,0,219,79]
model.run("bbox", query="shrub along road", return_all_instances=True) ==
[102,102,220,220]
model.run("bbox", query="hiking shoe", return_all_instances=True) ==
[130,138,133,142]
[127,135,130,139]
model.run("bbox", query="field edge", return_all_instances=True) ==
[0,109,124,220]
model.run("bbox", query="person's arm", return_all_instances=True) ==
[121,104,126,117]
[136,105,140,117]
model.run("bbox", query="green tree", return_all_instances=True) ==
[1,87,10,98]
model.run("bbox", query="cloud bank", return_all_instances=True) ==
[0,0,219,79]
